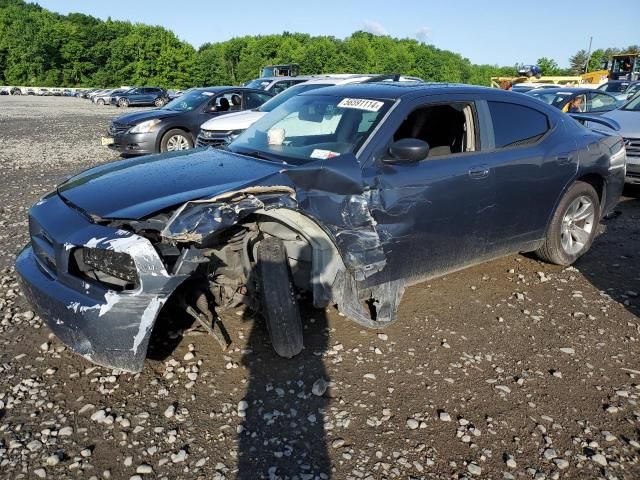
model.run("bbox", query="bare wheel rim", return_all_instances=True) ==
[166,135,190,151]
[155,99,163,106]
[560,195,595,256]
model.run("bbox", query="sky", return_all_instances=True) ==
[36,0,639,68]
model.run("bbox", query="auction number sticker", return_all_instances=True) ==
[337,98,384,112]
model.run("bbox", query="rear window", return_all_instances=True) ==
[599,82,629,93]
[488,101,549,148]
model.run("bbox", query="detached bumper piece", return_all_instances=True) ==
[16,194,187,372]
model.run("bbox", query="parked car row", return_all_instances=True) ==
[102,87,274,153]
[0,86,79,96]
[78,87,171,108]
[104,74,425,155]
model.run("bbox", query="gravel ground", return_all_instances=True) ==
[0,95,639,480]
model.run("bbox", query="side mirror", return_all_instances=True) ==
[384,138,430,164]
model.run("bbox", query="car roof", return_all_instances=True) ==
[255,76,315,82]
[551,87,611,94]
[298,82,488,100]
[296,75,386,86]
[193,86,273,94]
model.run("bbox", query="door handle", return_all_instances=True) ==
[556,153,572,165]
[468,165,490,179]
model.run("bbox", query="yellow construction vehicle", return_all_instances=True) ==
[490,75,582,88]
[491,70,610,89]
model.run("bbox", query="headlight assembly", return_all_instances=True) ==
[75,247,139,288]
[129,119,162,134]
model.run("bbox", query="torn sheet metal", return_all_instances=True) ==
[162,154,387,280]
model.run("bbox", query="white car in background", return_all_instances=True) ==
[93,88,128,106]
[197,74,423,148]
[243,76,315,94]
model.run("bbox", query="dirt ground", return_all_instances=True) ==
[0,95,639,480]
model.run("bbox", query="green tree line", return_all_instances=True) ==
[0,0,637,89]
[0,0,516,88]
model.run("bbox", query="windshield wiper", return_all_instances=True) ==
[236,149,281,162]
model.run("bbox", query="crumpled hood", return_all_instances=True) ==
[57,149,285,219]
[114,109,179,125]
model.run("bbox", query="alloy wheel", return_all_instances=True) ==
[166,135,190,151]
[560,195,595,255]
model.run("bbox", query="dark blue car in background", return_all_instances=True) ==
[16,83,626,372]
[103,87,274,155]
[111,86,169,108]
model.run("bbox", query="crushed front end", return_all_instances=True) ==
[16,193,188,372]
[16,151,401,372]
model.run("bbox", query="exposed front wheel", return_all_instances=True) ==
[256,237,304,358]
[160,129,193,152]
[535,181,600,265]
[154,97,165,107]
[97,98,105,105]
[118,98,129,108]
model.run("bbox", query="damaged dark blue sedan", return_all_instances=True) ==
[16,83,627,372]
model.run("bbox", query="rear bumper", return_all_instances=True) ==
[15,194,186,372]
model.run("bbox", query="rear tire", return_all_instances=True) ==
[256,237,303,358]
[97,98,105,106]
[535,181,600,265]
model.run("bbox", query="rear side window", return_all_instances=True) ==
[488,101,549,148]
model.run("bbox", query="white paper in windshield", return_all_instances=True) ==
[202,92,214,96]
[310,149,339,160]
[338,98,384,112]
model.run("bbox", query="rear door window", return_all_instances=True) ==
[488,101,549,148]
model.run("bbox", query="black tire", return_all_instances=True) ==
[256,237,303,358]
[154,97,165,107]
[97,98,105,106]
[535,181,600,265]
[160,129,194,153]
[118,98,129,108]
